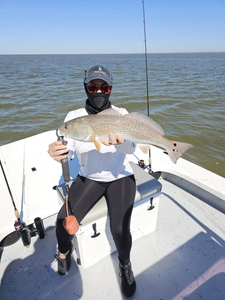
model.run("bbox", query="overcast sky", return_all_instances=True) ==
[0,0,224,54]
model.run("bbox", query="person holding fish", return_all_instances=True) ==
[48,65,137,298]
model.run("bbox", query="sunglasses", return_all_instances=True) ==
[87,83,111,95]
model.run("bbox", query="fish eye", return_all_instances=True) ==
[64,124,68,130]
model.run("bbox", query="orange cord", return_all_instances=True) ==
[65,185,70,221]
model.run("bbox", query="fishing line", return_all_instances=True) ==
[142,0,150,117]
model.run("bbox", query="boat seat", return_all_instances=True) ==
[57,161,162,226]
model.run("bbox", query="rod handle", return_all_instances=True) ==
[57,136,70,183]
[15,209,20,220]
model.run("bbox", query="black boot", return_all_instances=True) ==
[119,262,136,298]
[54,239,75,275]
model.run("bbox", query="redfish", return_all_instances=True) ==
[58,108,193,164]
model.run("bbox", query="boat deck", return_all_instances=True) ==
[1,177,225,300]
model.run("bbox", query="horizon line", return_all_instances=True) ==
[0,51,225,55]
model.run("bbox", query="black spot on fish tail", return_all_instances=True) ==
[173,142,179,152]
[167,141,193,164]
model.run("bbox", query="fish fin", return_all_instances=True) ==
[124,112,165,135]
[166,141,193,164]
[91,136,101,152]
[137,144,150,154]
[97,108,121,116]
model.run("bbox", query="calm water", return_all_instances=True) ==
[0,53,224,177]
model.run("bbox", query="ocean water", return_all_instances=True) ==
[0,53,224,177]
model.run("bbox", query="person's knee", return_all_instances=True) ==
[110,223,131,241]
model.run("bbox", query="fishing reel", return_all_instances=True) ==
[14,217,45,248]
[138,160,145,169]
[138,159,152,172]
[0,159,45,248]
[138,159,161,179]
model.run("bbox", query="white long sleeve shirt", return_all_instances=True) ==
[64,105,136,182]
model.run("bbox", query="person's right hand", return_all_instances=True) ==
[48,141,68,162]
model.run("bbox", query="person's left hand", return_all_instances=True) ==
[101,133,124,146]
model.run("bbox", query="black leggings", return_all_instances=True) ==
[56,174,136,264]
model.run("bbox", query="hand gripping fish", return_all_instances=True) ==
[58,108,193,164]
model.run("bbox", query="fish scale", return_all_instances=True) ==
[87,115,166,147]
[58,108,193,164]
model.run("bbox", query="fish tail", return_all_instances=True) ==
[166,141,193,164]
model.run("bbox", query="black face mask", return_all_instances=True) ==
[84,84,111,115]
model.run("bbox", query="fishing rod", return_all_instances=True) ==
[0,160,20,221]
[142,0,152,172]
[56,129,79,235]
[142,0,150,117]
[0,159,45,248]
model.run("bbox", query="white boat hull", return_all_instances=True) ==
[0,131,225,299]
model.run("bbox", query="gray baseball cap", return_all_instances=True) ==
[84,65,113,86]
